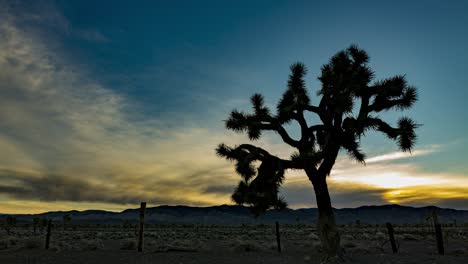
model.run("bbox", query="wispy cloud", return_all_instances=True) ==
[75,29,110,43]
[365,145,441,164]
[1,1,109,44]
[0,4,239,212]
[281,149,468,209]
[0,3,300,213]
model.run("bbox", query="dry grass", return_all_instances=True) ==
[0,225,466,263]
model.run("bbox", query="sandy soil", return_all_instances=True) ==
[0,226,466,263]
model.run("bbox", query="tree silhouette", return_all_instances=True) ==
[3,215,16,234]
[216,45,419,258]
[33,217,40,234]
[63,214,71,231]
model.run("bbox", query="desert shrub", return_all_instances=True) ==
[22,238,42,249]
[8,236,19,246]
[79,239,104,251]
[341,234,354,241]
[48,241,64,252]
[120,239,136,250]
[0,239,9,249]
[375,231,386,240]
[360,232,372,240]
[342,239,356,248]
[262,241,278,251]
[402,234,422,240]
[72,233,84,240]
[167,239,200,252]
[348,245,371,254]
[0,236,19,248]
[95,232,105,239]
[230,240,264,252]
[308,232,319,240]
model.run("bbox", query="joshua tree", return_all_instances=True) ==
[3,215,16,234]
[33,217,40,234]
[63,214,71,231]
[39,217,48,232]
[216,45,418,258]
[122,219,132,230]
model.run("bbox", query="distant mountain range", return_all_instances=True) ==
[2,204,468,225]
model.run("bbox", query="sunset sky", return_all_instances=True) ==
[1,0,467,214]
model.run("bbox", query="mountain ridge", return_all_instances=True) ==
[2,204,468,225]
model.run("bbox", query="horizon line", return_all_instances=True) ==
[1,203,465,216]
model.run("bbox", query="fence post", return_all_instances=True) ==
[138,202,146,252]
[386,222,397,253]
[435,223,444,255]
[45,219,52,249]
[275,221,281,253]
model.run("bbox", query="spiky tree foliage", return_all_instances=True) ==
[216,45,419,258]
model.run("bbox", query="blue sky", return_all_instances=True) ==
[57,0,467,142]
[0,0,467,213]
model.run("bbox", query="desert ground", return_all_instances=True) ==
[1,225,467,264]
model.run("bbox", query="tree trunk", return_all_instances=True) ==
[308,171,341,259]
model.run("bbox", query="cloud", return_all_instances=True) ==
[203,185,236,195]
[0,4,246,212]
[365,145,441,164]
[281,172,468,210]
[0,170,119,203]
[0,168,236,206]
[281,180,388,209]
[280,154,468,209]
[75,29,109,43]
[1,1,109,44]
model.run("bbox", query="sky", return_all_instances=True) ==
[0,0,467,214]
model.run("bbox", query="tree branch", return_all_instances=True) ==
[305,100,331,126]
[237,144,303,169]
[308,124,325,135]
[255,122,300,148]
[304,105,321,114]
[357,94,370,121]
[317,143,340,177]
[295,112,309,145]
[368,98,406,112]
[365,117,399,139]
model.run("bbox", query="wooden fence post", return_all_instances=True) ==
[275,221,281,253]
[138,202,146,252]
[386,222,397,253]
[435,223,444,255]
[45,219,52,249]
